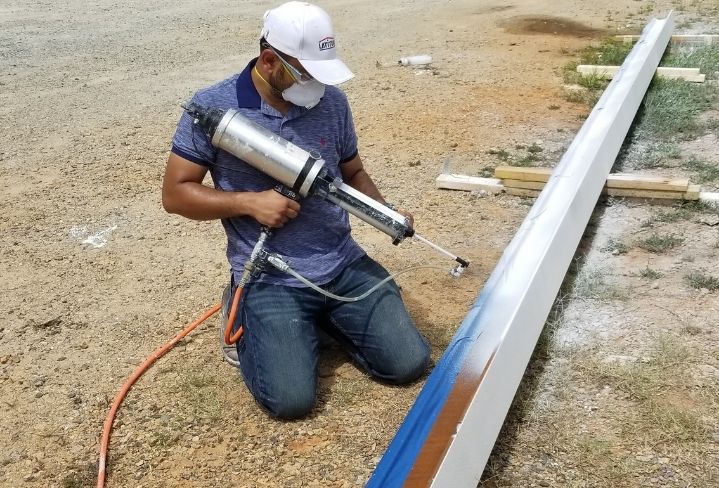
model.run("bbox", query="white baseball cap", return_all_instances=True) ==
[260,1,354,85]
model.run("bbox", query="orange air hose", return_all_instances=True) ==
[223,285,245,344]
[96,303,221,488]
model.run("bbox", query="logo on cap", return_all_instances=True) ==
[318,37,335,51]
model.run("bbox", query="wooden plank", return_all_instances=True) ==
[496,167,690,191]
[502,179,546,190]
[506,187,695,201]
[605,188,687,199]
[617,34,719,45]
[605,174,689,191]
[494,166,551,182]
[685,184,701,200]
[435,174,504,193]
[505,187,541,198]
[577,65,705,82]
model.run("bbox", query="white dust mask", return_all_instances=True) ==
[282,79,325,109]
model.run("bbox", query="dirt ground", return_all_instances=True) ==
[1,0,717,487]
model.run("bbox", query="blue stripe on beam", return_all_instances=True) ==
[367,302,486,486]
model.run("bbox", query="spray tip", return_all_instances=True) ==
[449,264,466,278]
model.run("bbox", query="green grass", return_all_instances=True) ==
[686,272,719,291]
[614,46,719,172]
[684,156,719,184]
[578,38,633,66]
[180,372,223,420]
[488,145,547,167]
[637,233,684,253]
[512,152,543,167]
[487,148,510,161]
[641,206,693,227]
[527,142,544,154]
[662,45,719,81]
[638,77,717,139]
[638,1,656,15]
[681,199,719,215]
[572,264,627,301]
[601,237,629,255]
[561,38,633,106]
[575,335,709,448]
[639,266,662,279]
[61,463,96,488]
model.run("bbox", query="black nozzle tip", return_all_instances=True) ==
[455,257,470,268]
[182,101,225,139]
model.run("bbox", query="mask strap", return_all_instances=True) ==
[253,65,281,94]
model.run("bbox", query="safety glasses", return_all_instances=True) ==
[271,49,313,84]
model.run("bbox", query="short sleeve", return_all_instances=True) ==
[339,98,358,164]
[170,95,217,167]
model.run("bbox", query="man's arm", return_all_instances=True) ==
[162,152,300,228]
[340,154,385,202]
[340,154,414,226]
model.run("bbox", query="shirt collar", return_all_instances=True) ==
[235,57,308,120]
[236,58,261,109]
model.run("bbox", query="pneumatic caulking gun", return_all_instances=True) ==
[183,102,469,279]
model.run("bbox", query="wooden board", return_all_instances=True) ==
[604,188,687,199]
[505,187,541,198]
[495,166,690,191]
[494,166,551,182]
[605,174,689,191]
[617,34,719,45]
[502,179,547,190]
[506,187,698,201]
[577,65,705,83]
[685,184,701,200]
[435,174,504,193]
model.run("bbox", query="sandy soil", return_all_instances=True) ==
[0,0,716,487]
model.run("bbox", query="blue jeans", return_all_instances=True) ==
[232,255,430,419]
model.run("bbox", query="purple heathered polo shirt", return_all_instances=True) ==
[171,59,365,287]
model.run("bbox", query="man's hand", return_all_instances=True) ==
[248,189,301,228]
[397,208,414,229]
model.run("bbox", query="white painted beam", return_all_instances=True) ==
[428,13,676,487]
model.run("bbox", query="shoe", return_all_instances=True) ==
[220,284,241,368]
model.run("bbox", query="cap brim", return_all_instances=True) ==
[299,58,354,85]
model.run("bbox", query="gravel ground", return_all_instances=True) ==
[1,0,716,486]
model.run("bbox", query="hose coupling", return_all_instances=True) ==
[266,254,290,272]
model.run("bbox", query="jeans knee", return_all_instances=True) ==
[386,341,430,385]
[261,389,316,420]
